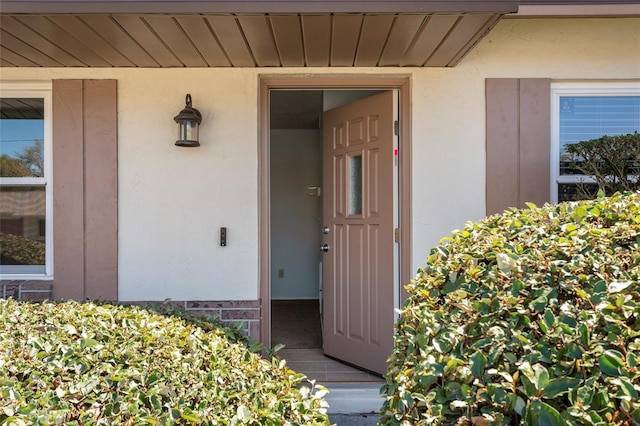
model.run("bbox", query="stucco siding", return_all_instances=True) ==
[408,17,639,270]
[1,18,637,300]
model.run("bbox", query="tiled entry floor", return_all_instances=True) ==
[279,348,384,383]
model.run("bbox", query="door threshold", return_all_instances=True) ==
[278,348,384,383]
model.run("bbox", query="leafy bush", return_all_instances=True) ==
[382,192,640,425]
[0,154,32,177]
[132,300,258,351]
[564,132,640,200]
[0,299,330,425]
[0,233,45,265]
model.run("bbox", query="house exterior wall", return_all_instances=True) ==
[1,18,638,303]
[402,17,638,271]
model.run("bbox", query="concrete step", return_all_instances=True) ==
[329,413,380,425]
[323,382,384,426]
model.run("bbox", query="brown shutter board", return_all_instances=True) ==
[486,78,551,216]
[52,79,118,301]
[83,80,118,301]
[519,78,551,208]
[486,78,520,215]
[53,80,86,299]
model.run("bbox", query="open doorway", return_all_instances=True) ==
[269,90,324,354]
[259,75,412,382]
[269,89,390,381]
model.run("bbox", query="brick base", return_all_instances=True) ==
[0,285,262,343]
[131,299,262,342]
[1,281,52,302]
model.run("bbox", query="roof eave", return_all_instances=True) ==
[512,1,640,17]
[0,0,519,14]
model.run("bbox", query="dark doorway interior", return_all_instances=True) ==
[271,300,322,349]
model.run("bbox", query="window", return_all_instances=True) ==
[0,83,53,278]
[551,82,640,203]
[349,154,363,215]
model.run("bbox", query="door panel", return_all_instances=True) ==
[322,91,395,375]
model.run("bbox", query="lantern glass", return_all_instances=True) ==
[178,119,199,143]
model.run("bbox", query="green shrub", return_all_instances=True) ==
[0,233,45,266]
[0,299,329,425]
[131,300,258,351]
[564,132,640,200]
[381,192,640,425]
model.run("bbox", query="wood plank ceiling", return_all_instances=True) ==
[0,11,509,68]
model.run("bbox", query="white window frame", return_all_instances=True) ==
[0,81,53,279]
[550,81,640,203]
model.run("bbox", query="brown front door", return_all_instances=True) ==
[321,91,396,375]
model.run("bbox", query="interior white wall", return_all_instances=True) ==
[270,129,322,299]
[1,18,637,300]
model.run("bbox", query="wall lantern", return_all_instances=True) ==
[174,94,202,147]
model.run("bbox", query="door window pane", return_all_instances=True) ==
[0,98,45,177]
[0,186,46,274]
[349,154,363,215]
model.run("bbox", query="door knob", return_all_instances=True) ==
[319,244,330,252]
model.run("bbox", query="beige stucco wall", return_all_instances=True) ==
[408,17,639,278]
[1,18,638,301]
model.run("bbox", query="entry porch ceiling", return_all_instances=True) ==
[0,1,518,67]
